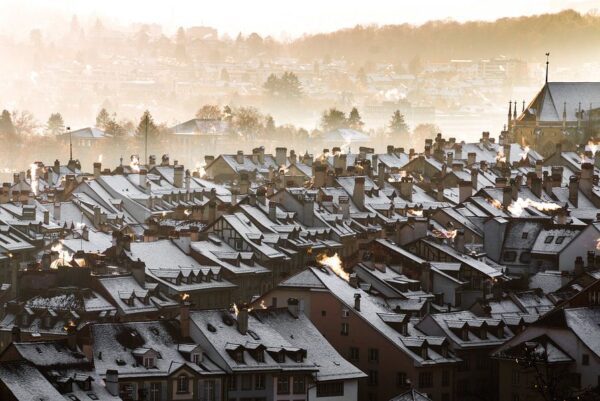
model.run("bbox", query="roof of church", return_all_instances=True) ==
[519,82,600,122]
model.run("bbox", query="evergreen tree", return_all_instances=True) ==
[96,108,111,129]
[46,113,65,135]
[136,110,159,138]
[347,107,364,130]
[389,110,409,136]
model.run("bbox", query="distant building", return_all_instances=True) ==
[509,82,600,155]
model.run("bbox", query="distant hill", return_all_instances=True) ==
[289,10,600,66]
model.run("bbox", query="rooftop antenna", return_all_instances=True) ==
[545,52,550,83]
[67,126,72,161]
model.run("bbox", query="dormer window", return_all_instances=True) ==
[191,352,202,364]
[461,327,469,341]
[421,346,428,359]
[144,356,155,368]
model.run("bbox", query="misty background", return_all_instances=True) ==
[1,1,600,177]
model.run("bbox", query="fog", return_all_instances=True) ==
[1,6,600,177]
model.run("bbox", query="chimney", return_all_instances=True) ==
[180,301,190,338]
[268,201,278,222]
[237,305,249,335]
[502,186,512,208]
[458,180,472,203]
[556,208,568,225]
[349,273,359,288]
[534,160,543,178]
[185,170,191,196]
[105,370,119,397]
[510,178,519,201]
[93,162,101,178]
[580,163,593,196]
[11,326,21,343]
[574,256,585,276]
[531,176,542,198]
[289,150,297,164]
[239,171,250,194]
[53,202,61,222]
[467,152,476,166]
[470,168,478,189]
[503,144,511,166]
[568,176,579,207]
[399,177,413,202]
[66,324,77,350]
[354,293,361,311]
[314,164,326,188]
[138,168,147,189]
[542,171,554,195]
[173,165,184,188]
[287,298,299,317]
[275,147,287,167]
[495,177,508,188]
[447,152,454,166]
[454,229,465,253]
[43,208,50,225]
[208,201,216,224]
[387,145,394,155]
[161,154,170,166]
[378,162,386,187]
[339,195,350,219]
[353,177,365,210]
[148,155,156,169]
[204,155,214,167]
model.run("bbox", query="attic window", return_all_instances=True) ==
[521,232,528,239]
[143,356,155,368]
[555,236,565,244]
[544,236,554,244]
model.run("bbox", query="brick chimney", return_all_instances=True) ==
[93,162,101,179]
[275,147,287,167]
[237,305,249,335]
[568,176,579,207]
[353,177,365,210]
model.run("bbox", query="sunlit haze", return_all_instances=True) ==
[2,0,598,37]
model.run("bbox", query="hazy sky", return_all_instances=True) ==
[3,0,599,38]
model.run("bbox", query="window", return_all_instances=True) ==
[503,251,517,262]
[277,376,290,394]
[519,252,532,263]
[368,370,378,386]
[368,348,379,363]
[191,353,201,364]
[419,372,433,388]
[177,375,189,393]
[521,232,528,239]
[321,310,327,317]
[544,236,554,244]
[293,376,306,394]
[349,347,359,362]
[556,236,565,244]
[396,372,407,387]
[255,374,265,390]
[150,383,161,401]
[241,375,252,390]
[341,322,349,336]
[442,369,450,386]
[316,382,344,397]
[202,380,216,401]
[342,308,350,318]
[582,354,590,365]
[144,357,155,368]
[119,383,137,400]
